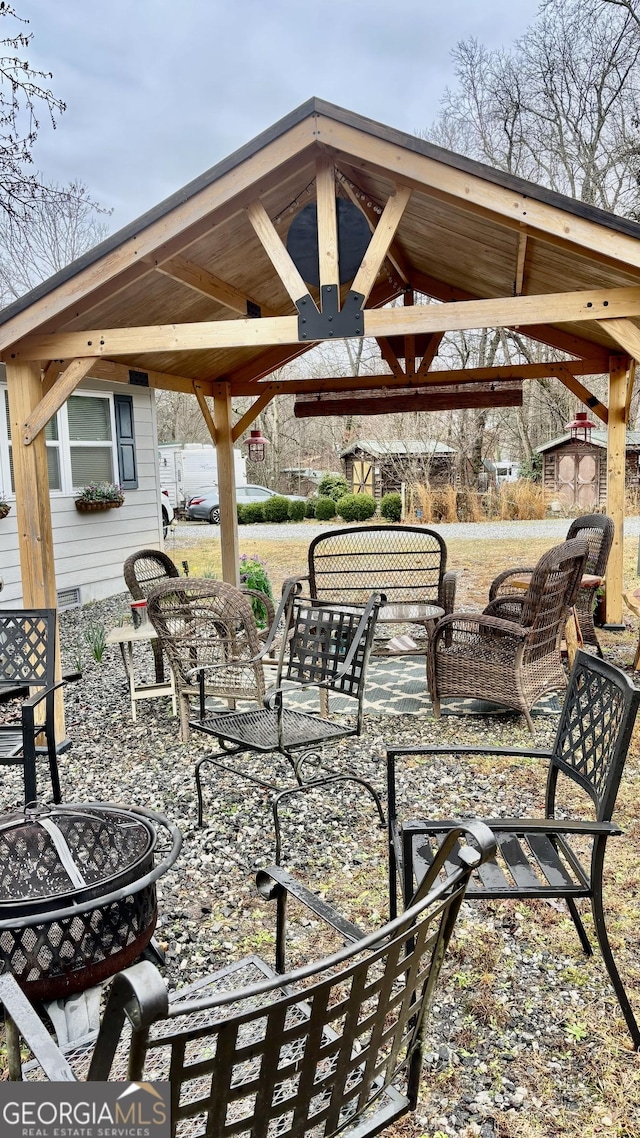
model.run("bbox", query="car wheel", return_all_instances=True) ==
[209,506,220,524]
[162,509,169,538]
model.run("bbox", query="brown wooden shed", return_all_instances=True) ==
[341,439,455,498]
[537,430,640,509]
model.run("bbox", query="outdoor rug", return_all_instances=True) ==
[204,657,561,719]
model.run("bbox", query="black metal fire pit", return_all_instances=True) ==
[0,802,182,1000]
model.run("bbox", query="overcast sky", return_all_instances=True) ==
[19,0,540,233]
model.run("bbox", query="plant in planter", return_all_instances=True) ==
[239,554,273,627]
[0,492,10,520]
[74,481,125,512]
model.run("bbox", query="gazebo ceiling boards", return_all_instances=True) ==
[3,98,640,628]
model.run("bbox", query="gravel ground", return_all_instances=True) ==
[2,596,639,1136]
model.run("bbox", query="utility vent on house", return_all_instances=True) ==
[57,587,81,611]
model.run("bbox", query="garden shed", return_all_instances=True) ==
[537,430,640,509]
[3,94,640,742]
[341,439,455,498]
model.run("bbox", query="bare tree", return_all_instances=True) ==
[0,180,110,304]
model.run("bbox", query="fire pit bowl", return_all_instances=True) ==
[0,802,182,1000]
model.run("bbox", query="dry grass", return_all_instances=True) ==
[405,480,548,524]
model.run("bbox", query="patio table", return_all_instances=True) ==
[107,623,177,721]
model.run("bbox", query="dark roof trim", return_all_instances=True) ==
[3,96,640,332]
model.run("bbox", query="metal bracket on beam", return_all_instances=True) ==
[296,288,365,341]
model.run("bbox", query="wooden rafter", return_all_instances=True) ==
[157,254,276,317]
[514,226,528,296]
[231,358,606,397]
[320,114,640,273]
[12,285,640,361]
[336,162,411,282]
[23,358,96,444]
[416,332,445,379]
[600,317,640,361]
[246,199,314,308]
[411,268,611,364]
[316,154,339,292]
[350,186,411,303]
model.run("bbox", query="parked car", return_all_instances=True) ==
[186,484,304,524]
[161,488,174,537]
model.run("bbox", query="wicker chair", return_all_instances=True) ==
[124,549,183,682]
[429,538,588,732]
[489,514,614,656]
[147,578,274,742]
[0,821,497,1138]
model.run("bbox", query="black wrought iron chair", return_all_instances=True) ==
[387,649,640,1048]
[192,582,384,824]
[489,514,614,655]
[0,820,497,1138]
[147,578,275,742]
[0,609,66,805]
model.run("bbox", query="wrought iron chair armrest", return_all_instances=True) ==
[22,677,67,711]
[257,865,366,943]
[281,573,309,596]
[488,566,535,601]
[388,744,553,762]
[0,972,77,1081]
[407,817,621,836]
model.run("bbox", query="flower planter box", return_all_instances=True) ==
[74,500,123,513]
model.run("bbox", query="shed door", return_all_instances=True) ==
[556,452,597,506]
[352,460,374,494]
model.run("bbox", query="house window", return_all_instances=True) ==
[0,387,127,497]
[67,394,115,488]
[2,389,62,493]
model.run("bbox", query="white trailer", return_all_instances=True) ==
[158,444,247,507]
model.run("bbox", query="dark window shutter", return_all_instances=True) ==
[114,394,138,489]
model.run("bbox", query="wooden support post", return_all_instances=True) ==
[213,383,239,587]
[605,355,628,629]
[5,360,65,736]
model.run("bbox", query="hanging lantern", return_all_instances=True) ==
[244,428,269,463]
[565,411,596,444]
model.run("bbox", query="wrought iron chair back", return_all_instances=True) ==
[548,647,638,821]
[388,650,640,1047]
[0,609,60,804]
[147,578,267,741]
[192,585,384,819]
[0,821,497,1138]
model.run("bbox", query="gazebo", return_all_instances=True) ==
[2,97,640,732]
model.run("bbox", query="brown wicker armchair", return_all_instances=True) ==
[489,514,614,656]
[123,549,183,682]
[429,538,588,732]
[147,578,274,742]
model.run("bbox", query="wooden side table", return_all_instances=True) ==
[107,623,177,721]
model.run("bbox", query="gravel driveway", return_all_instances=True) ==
[172,515,640,546]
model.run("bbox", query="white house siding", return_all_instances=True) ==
[0,377,163,608]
